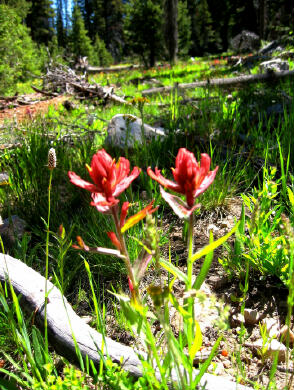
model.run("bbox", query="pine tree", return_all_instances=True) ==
[56,0,66,47]
[187,0,215,56]
[164,0,178,65]
[177,0,191,57]
[70,1,94,61]
[26,0,55,45]
[92,34,113,66]
[124,0,164,67]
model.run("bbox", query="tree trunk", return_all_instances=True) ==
[164,0,178,65]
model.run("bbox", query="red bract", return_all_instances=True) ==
[147,148,218,207]
[68,149,141,212]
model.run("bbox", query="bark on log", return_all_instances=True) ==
[0,254,252,390]
[142,70,294,95]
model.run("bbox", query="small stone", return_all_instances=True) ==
[0,172,9,186]
[244,308,260,325]
[262,318,279,338]
[222,360,231,368]
[207,223,219,233]
[280,325,294,346]
[253,339,287,362]
[208,275,229,290]
[208,362,225,375]
[231,313,245,327]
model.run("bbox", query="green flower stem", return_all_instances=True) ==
[44,169,53,360]
[186,212,195,356]
[111,206,139,302]
[187,213,194,289]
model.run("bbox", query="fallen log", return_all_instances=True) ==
[142,69,294,95]
[0,254,252,390]
[87,64,144,74]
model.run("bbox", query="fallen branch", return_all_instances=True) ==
[31,85,59,97]
[142,70,294,95]
[0,254,252,390]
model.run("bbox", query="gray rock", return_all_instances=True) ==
[0,172,9,186]
[0,215,27,249]
[258,40,282,55]
[230,31,260,53]
[260,58,289,73]
[105,114,166,149]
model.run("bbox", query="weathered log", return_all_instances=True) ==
[0,254,252,390]
[142,70,294,95]
[87,64,144,74]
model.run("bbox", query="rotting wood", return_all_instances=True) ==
[142,70,294,95]
[0,253,252,390]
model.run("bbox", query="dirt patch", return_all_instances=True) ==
[0,94,67,124]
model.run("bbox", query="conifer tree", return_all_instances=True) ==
[177,0,191,57]
[92,34,113,66]
[56,0,66,47]
[187,0,214,55]
[124,0,164,67]
[26,0,55,45]
[70,1,94,61]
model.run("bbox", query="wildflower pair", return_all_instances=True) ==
[68,148,218,299]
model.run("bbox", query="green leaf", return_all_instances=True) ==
[288,187,294,208]
[191,222,239,263]
[192,231,214,290]
[0,377,19,390]
[189,321,202,360]
[159,258,188,284]
[193,336,222,386]
[160,187,200,219]
[31,326,47,374]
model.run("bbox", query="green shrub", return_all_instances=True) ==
[0,4,42,95]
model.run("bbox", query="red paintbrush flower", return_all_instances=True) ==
[147,148,218,218]
[68,149,141,213]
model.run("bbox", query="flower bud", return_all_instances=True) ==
[48,148,57,170]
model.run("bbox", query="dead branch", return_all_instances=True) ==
[39,64,131,104]
[31,85,59,97]
[142,70,294,95]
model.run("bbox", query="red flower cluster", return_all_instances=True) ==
[68,149,141,213]
[147,148,218,208]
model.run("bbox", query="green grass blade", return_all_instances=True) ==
[192,230,214,290]
[191,222,239,263]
